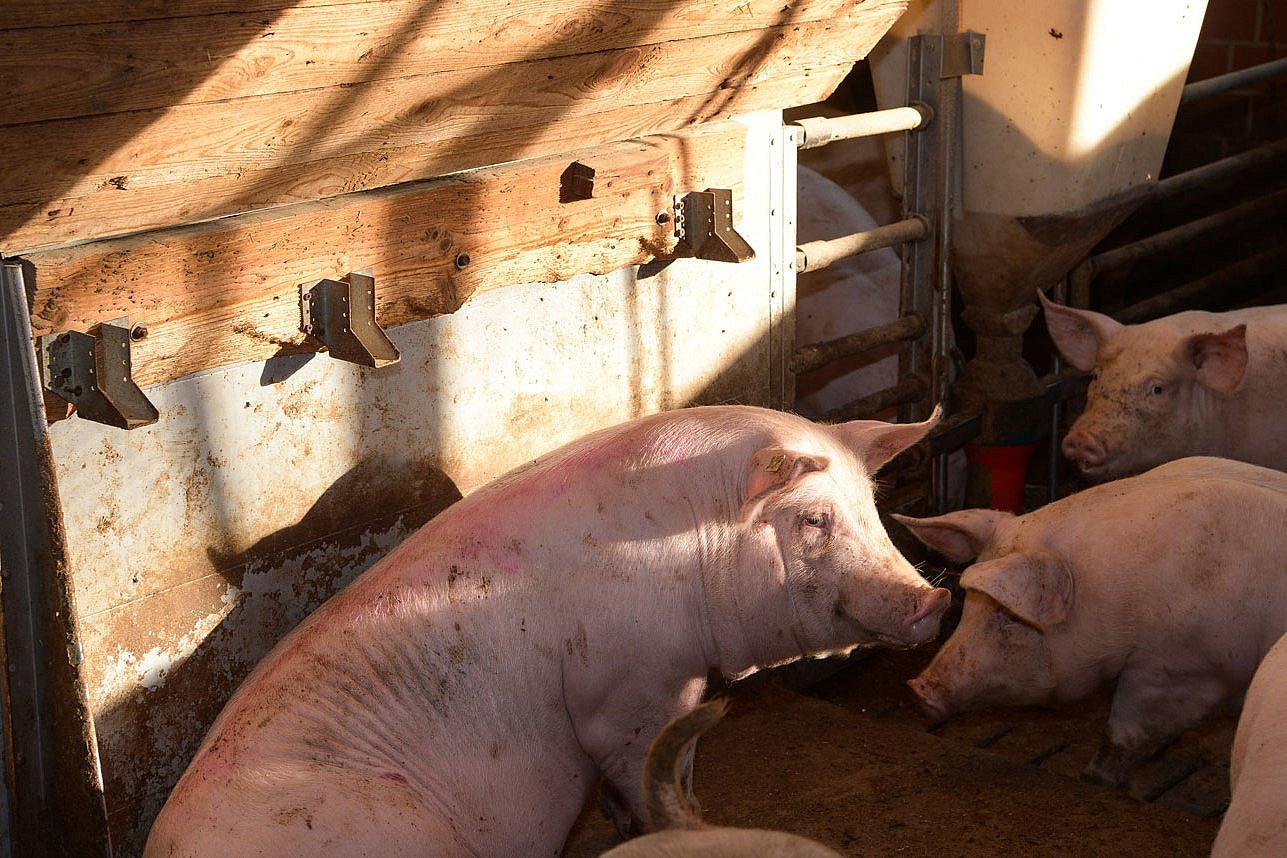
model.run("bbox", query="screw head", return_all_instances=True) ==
[130,323,148,341]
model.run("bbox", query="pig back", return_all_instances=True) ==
[1211,632,1287,857]
[1025,457,1287,647]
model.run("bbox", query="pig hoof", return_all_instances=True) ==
[598,786,639,839]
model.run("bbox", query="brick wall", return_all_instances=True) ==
[1167,0,1284,171]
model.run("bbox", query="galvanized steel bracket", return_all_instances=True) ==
[940,31,986,78]
[300,270,400,368]
[39,317,159,430]
[672,188,755,263]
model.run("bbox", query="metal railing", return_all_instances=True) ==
[787,32,983,513]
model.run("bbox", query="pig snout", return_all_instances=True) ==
[906,676,951,724]
[1061,428,1107,476]
[902,587,951,646]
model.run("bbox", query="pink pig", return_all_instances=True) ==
[1040,293,1287,480]
[1211,631,1287,857]
[144,405,949,857]
[895,456,1287,786]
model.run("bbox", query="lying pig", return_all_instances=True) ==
[601,700,844,857]
[1211,632,1287,857]
[895,456,1287,787]
[1039,292,1287,480]
[144,405,950,857]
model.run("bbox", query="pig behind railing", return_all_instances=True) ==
[1041,293,1287,481]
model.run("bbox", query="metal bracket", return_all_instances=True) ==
[39,317,159,430]
[300,270,400,368]
[941,31,986,78]
[672,188,755,263]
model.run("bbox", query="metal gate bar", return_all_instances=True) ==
[787,33,983,513]
[794,216,928,274]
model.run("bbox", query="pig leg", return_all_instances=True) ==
[600,740,700,837]
[599,781,641,838]
[1084,672,1226,786]
[570,671,708,830]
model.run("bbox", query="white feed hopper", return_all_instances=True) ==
[871,0,1208,405]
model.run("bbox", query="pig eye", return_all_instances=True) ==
[800,511,829,529]
[1146,381,1167,397]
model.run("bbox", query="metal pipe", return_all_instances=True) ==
[822,375,929,422]
[791,313,927,375]
[1116,241,1287,324]
[1068,259,1094,309]
[790,105,931,149]
[1047,278,1068,505]
[795,216,928,274]
[1092,186,1287,276]
[1180,56,1287,105]
[1150,137,1287,205]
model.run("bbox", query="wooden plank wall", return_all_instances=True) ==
[1,0,907,254]
[22,120,749,389]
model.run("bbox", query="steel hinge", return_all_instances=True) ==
[300,270,400,368]
[39,318,159,430]
[671,188,755,263]
[940,31,986,78]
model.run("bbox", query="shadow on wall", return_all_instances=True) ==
[96,454,462,854]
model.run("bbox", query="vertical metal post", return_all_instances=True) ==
[1047,277,1068,504]
[899,36,943,426]
[0,260,111,858]
[773,116,800,411]
[903,32,982,512]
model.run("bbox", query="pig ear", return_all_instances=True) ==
[961,552,1073,630]
[891,509,1010,563]
[743,447,829,509]
[1039,292,1121,372]
[1182,325,1248,393]
[830,404,942,474]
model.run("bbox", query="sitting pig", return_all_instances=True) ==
[1039,293,1287,480]
[894,456,1287,787]
[144,405,950,858]
[601,699,844,857]
[1211,632,1287,857]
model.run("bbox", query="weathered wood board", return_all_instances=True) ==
[0,0,907,252]
[22,120,749,389]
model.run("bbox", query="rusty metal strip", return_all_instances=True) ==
[0,259,111,857]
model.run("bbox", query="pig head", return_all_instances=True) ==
[1040,293,1287,480]
[894,509,1076,723]
[145,405,949,858]
[897,458,1287,788]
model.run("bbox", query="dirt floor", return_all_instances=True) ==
[562,643,1231,857]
